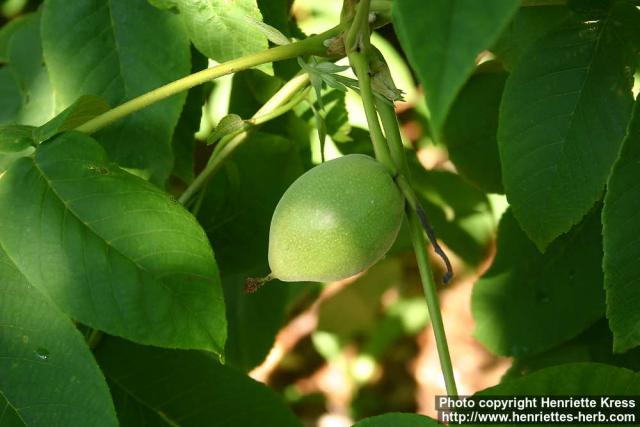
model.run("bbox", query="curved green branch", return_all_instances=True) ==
[76,27,340,135]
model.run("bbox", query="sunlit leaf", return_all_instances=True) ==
[0,132,226,353]
[172,0,272,74]
[42,0,191,185]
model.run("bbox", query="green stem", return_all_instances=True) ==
[210,74,310,161]
[346,0,395,172]
[76,28,340,135]
[407,210,458,396]
[371,41,459,398]
[207,87,310,158]
[381,103,459,398]
[376,99,409,176]
[245,88,311,129]
[178,74,311,205]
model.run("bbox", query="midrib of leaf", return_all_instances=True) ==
[26,157,221,353]
[107,378,180,427]
[0,381,27,426]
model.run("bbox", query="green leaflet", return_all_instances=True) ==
[498,3,638,250]
[172,0,272,75]
[492,5,571,71]
[41,0,191,185]
[0,132,226,353]
[472,209,604,357]
[392,0,519,139]
[0,247,117,427]
[95,336,302,427]
[603,96,640,352]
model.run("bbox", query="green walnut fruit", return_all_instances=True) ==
[268,154,404,282]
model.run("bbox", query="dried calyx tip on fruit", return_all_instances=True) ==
[244,274,273,294]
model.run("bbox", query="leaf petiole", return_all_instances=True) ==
[178,74,312,205]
